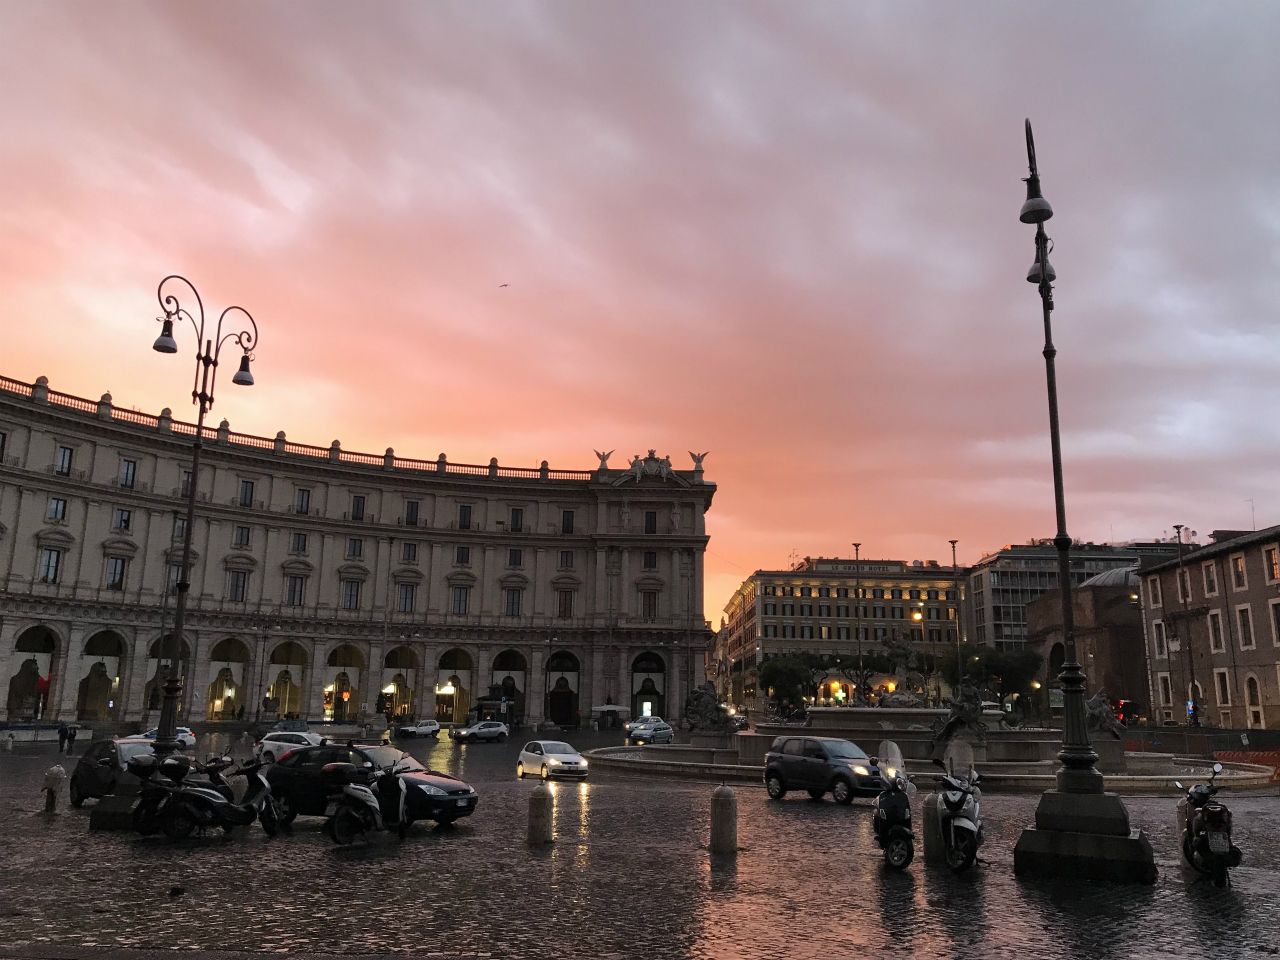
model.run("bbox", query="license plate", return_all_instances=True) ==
[1208,831,1230,853]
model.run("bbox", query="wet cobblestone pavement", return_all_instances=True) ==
[1,733,1278,959]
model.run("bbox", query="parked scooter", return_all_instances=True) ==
[158,757,280,840]
[321,757,413,844]
[873,740,917,869]
[128,754,185,835]
[932,740,983,873]
[1176,762,1242,887]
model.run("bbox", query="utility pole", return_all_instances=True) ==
[853,543,863,706]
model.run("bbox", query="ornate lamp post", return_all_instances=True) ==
[150,276,260,755]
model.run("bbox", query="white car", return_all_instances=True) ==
[628,721,674,745]
[450,720,508,743]
[398,719,441,738]
[624,716,663,735]
[254,730,325,762]
[517,740,588,780]
[141,727,196,748]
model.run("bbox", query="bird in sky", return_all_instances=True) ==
[499,283,509,288]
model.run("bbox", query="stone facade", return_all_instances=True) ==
[0,375,714,728]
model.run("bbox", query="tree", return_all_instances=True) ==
[757,654,820,710]
[832,651,895,704]
[938,647,1043,708]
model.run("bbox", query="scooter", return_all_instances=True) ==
[127,754,183,835]
[1176,762,1242,888]
[872,740,917,869]
[159,757,280,840]
[933,741,983,873]
[321,758,414,844]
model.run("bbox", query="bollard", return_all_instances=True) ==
[5,733,14,752]
[527,782,554,846]
[709,783,737,854]
[43,765,66,813]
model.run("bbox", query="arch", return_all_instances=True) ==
[84,631,125,658]
[1245,674,1265,729]
[632,651,666,674]
[1048,642,1065,679]
[384,646,419,670]
[546,650,580,673]
[327,644,365,669]
[493,649,528,671]
[206,637,251,721]
[148,636,193,660]
[631,651,667,720]
[323,644,364,721]
[381,646,419,718]
[209,637,251,662]
[7,626,60,721]
[78,630,127,722]
[270,641,308,666]
[439,648,473,671]
[435,648,474,724]
[144,634,192,717]
[546,649,580,728]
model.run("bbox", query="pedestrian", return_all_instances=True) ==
[237,703,245,721]
[66,725,77,754]
[57,723,68,754]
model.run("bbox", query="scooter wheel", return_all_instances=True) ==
[884,837,914,869]
[946,834,977,873]
[259,800,279,838]
[132,801,160,836]
[161,803,197,841]
[331,808,363,845]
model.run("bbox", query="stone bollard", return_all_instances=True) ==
[527,783,554,846]
[5,733,14,752]
[709,784,738,854]
[922,792,946,865]
[43,765,66,813]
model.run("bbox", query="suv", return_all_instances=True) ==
[627,720,674,745]
[763,736,883,805]
[397,719,441,738]
[255,730,325,762]
[450,721,508,743]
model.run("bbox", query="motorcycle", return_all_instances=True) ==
[933,740,983,873]
[158,757,281,840]
[873,740,917,869]
[128,754,183,835]
[1176,762,1242,887]
[321,757,413,845]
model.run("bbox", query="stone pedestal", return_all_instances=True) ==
[1013,791,1157,884]
[89,795,136,831]
[921,793,945,866]
[1092,737,1126,774]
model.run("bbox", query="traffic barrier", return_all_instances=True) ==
[1212,750,1280,783]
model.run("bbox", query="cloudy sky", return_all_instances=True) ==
[2,1,1277,620]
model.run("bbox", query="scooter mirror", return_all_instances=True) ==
[1212,762,1223,774]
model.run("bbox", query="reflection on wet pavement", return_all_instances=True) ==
[0,732,1277,959]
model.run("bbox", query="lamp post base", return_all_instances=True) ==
[1014,790,1157,884]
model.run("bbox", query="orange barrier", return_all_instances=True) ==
[1212,750,1280,783]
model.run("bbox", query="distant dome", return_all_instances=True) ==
[1080,564,1140,587]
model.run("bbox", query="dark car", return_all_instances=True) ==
[68,737,160,807]
[763,736,883,805]
[266,743,478,826]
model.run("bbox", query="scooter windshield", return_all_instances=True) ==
[943,740,975,783]
[878,740,906,779]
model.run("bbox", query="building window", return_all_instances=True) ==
[398,582,416,613]
[643,551,658,570]
[113,508,132,532]
[837,626,850,640]
[1247,676,1263,728]
[404,500,419,526]
[166,563,182,594]
[181,469,192,497]
[783,586,794,596]
[874,627,886,641]
[1147,577,1162,607]
[1271,600,1280,647]
[764,602,777,615]
[873,605,886,619]
[505,588,523,616]
[342,579,362,610]
[819,604,831,617]
[836,604,848,617]
[644,511,658,535]
[782,624,795,639]
[1266,546,1280,583]
[641,591,659,619]
[1214,669,1231,706]
[510,507,524,532]
[228,570,248,602]
[836,587,848,598]
[119,459,136,488]
[47,498,67,521]
[1177,568,1192,603]
[1237,606,1255,649]
[1208,611,1224,653]
[782,603,795,616]
[928,628,942,642]
[764,585,776,596]
[891,606,904,620]
[290,532,308,553]
[800,626,814,639]
[402,542,418,562]
[764,624,777,638]
[105,556,127,590]
[1203,562,1218,596]
[55,446,73,476]
[451,586,470,615]
[1153,621,1167,658]
[39,548,61,583]
[800,587,812,598]
[561,510,575,535]
[800,603,813,616]
[559,550,573,569]
[286,575,306,607]
[819,625,831,640]
[239,480,255,507]
[557,590,575,618]
[234,525,251,547]
[873,588,885,600]
[348,538,363,558]
[351,495,366,521]
[455,546,470,565]
[1231,554,1247,590]
[509,548,523,567]
[457,504,472,530]
[1159,674,1172,706]
[891,589,902,600]
[295,488,311,514]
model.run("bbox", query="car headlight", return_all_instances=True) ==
[418,783,447,796]
[853,765,870,776]
[548,758,561,765]
[580,759,588,767]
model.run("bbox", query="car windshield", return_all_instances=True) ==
[117,742,155,761]
[363,747,425,772]
[822,741,868,760]
[542,742,576,755]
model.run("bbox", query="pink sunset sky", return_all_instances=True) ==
[2,2,1278,622]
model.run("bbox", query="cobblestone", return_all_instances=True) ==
[0,735,1277,959]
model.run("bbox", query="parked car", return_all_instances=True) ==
[624,716,663,734]
[397,719,441,738]
[627,721,674,745]
[266,743,478,826]
[270,719,310,733]
[763,736,883,805]
[68,737,161,807]
[254,730,326,762]
[140,727,196,748]
[517,741,588,780]
[449,720,508,743]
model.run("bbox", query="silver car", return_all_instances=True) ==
[517,740,588,780]
[450,720,508,743]
[624,715,663,735]
[628,720,674,745]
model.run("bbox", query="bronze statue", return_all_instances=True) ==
[1085,688,1126,740]
[685,681,734,733]
[930,679,987,759]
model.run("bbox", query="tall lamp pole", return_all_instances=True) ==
[150,276,260,756]
[1172,524,1200,727]
[949,539,961,693]
[852,543,863,705]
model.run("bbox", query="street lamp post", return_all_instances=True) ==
[852,543,863,705]
[1172,524,1200,727]
[949,539,961,695]
[150,275,260,756]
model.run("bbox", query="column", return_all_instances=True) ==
[591,646,606,709]
[620,549,631,618]
[527,646,545,727]
[617,644,631,718]
[55,623,89,720]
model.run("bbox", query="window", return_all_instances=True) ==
[874,627,886,641]
[837,587,848,598]
[782,603,795,616]
[290,532,308,553]
[47,498,66,521]
[909,590,920,600]
[342,579,362,610]
[641,591,659,619]
[455,546,470,565]
[836,604,848,618]
[295,488,311,514]
[559,550,573,569]
[561,510,575,535]
[873,605,886,619]
[234,525,251,547]
[228,570,248,602]
[873,588,885,600]
[643,551,658,570]
[404,500,419,527]
[1266,546,1280,583]
[1147,577,1162,607]
[347,538,363,558]
[928,628,942,643]
[113,508,132,532]
[644,511,658,535]
[351,495,366,521]
[800,625,814,639]
[397,582,416,613]
[510,507,524,532]
[181,469,192,497]
[557,590,575,618]
[819,604,831,618]
[166,563,182,593]
[927,607,941,620]
[783,586,794,596]
[39,549,61,583]
[837,626,850,640]
[764,585,776,596]
[119,459,136,488]
[891,589,902,600]
[505,588,523,616]
[1153,621,1167,658]
[105,556,127,590]
[1271,600,1280,647]
[800,587,812,598]
[764,602,777,615]
[1208,611,1224,653]
[928,589,939,601]
[800,603,813,616]
[1237,606,1255,649]
[1214,669,1231,706]
[55,446,73,476]
[286,575,306,607]
[1177,568,1192,603]
[509,548,523,567]
[1231,554,1247,590]
[239,480,255,507]
[1158,674,1172,706]
[818,586,830,598]
[457,504,471,530]
[172,516,187,542]
[946,590,957,601]
[1247,676,1263,728]
[782,624,796,639]
[763,624,778,638]
[1203,562,1218,596]
[0,431,5,461]
[891,606,904,620]
[402,542,417,562]
[451,586,470,615]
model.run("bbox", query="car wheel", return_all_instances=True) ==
[161,802,197,841]
[831,779,854,805]
[497,733,506,743]
[467,733,478,743]
[766,774,787,800]
[542,765,549,780]
[273,793,297,827]
[807,788,826,801]
[68,777,86,809]
[885,837,914,869]
[516,762,525,778]
[264,752,276,763]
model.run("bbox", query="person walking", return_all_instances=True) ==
[57,723,68,754]
[66,725,77,754]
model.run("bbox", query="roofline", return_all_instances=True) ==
[1142,524,1280,575]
